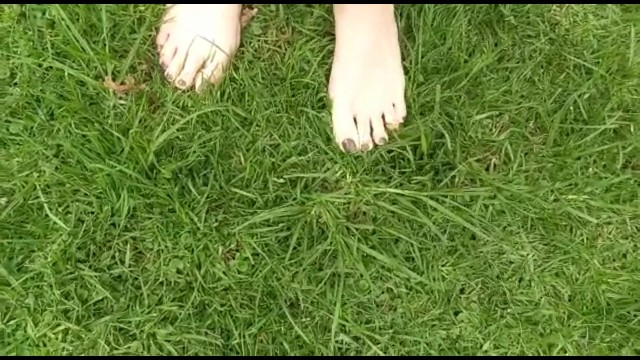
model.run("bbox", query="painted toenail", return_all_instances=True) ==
[361,143,371,152]
[166,73,174,81]
[342,139,357,152]
[177,79,186,87]
[377,137,387,145]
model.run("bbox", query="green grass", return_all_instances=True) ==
[1,4,640,355]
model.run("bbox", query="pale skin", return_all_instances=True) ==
[156,4,406,152]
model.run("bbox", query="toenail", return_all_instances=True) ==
[377,137,387,145]
[177,79,186,87]
[341,139,357,152]
[361,143,371,152]
[166,73,174,81]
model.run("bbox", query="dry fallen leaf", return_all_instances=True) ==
[241,6,258,28]
[103,75,144,94]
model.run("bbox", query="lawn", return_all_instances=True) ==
[1,4,640,356]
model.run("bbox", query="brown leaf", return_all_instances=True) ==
[241,5,258,28]
[103,75,144,94]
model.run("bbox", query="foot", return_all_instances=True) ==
[328,4,406,153]
[156,4,243,91]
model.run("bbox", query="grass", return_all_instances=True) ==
[1,3,640,355]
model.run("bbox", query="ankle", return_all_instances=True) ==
[333,4,395,27]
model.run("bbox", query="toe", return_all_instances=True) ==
[372,112,388,146]
[175,44,210,89]
[394,99,406,123]
[332,104,360,153]
[156,27,171,51]
[195,55,228,92]
[164,43,189,84]
[355,113,374,152]
[159,34,178,70]
[386,101,406,130]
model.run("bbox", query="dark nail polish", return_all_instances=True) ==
[341,139,357,152]
[166,73,174,81]
[361,143,371,152]
[177,79,186,87]
[378,137,387,145]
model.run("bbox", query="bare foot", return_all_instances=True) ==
[156,4,243,91]
[328,4,406,152]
